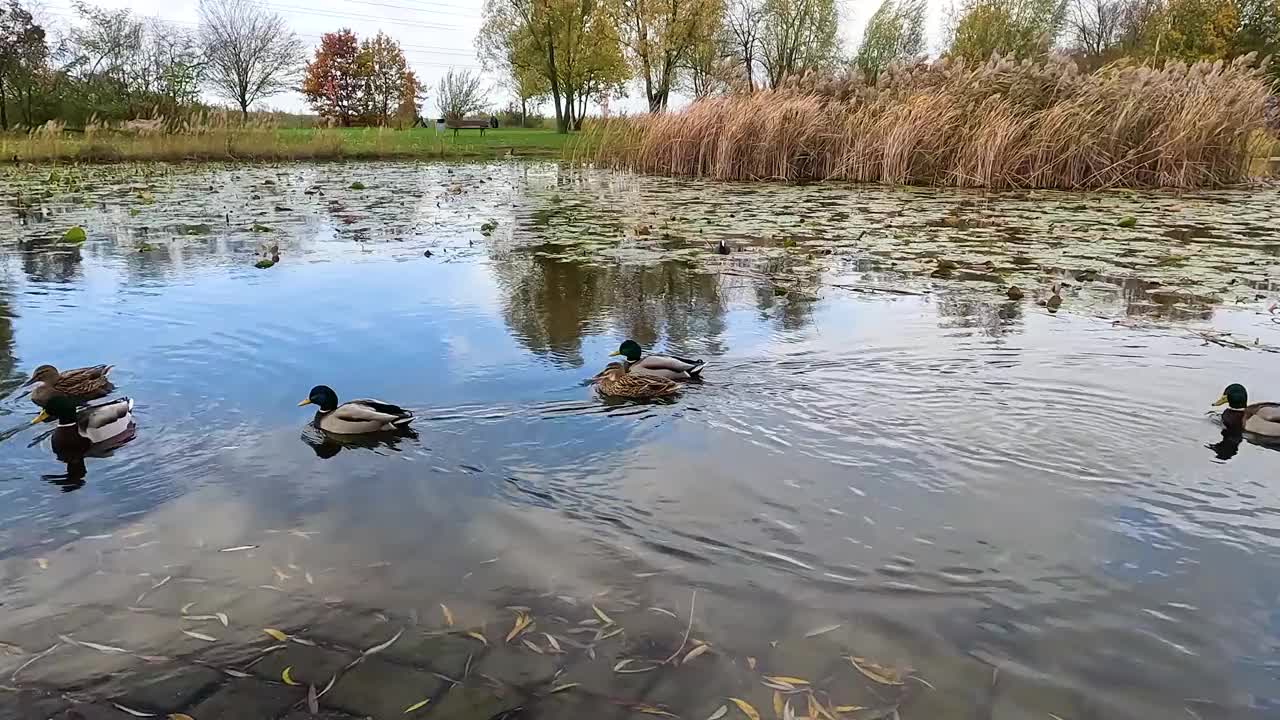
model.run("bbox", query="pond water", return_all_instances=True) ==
[1,161,1279,719]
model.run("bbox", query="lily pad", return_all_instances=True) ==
[1117,216,1137,228]
[254,258,276,269]
[63,226,86,243]
[251,223,274,233]
[179,223,212,235]
[349,181,366,190]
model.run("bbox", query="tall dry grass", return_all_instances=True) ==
[1,112,346,163]
[585,55,1274,189]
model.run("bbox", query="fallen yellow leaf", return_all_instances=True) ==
[465,630,488,646]
[593,604,615,625]
[728,697,761,720]
[168,715,196,720]
[633,704,678,717]
[440,604,454,627]
[404,698,431,713]
[764,675,810,686]
[505,612,532,643]
[36,558,48,570]
[773,691,784,718]
[682,643,710,664]
[263,628,288,642]
[846,656,905,686]
[281,666,299,686]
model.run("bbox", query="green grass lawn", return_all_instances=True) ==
[1,125,582,164]
[277,126,575,158]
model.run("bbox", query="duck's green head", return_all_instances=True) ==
[609,339,643,362]
[32,395,77,424]
[1214,383,1248,410]
[299,385,339,412]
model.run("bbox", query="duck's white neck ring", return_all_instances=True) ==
[57,421,76,428]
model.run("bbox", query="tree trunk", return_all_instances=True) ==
[574,92,587,130]
[564,89,576,131]
[0,76,8,131]
[520,97,527,128]
[240,100,249,123]
[547,44,567,134]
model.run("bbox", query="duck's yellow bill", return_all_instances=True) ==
[31,410,48,424]
[1212,395,1229,407]
[297,399,312,407]
[608,350,621,357]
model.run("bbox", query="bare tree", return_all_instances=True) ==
[198,0,303,121]
[436,67,488,119]
[1065,0,1123,59]
[723,0,764,90]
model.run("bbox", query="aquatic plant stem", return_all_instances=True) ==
[663,590,697,665]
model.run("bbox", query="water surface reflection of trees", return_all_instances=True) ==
[493,253,731,367]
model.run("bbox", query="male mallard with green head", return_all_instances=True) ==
[609,339,705,380]
[298,385,415,435]
[24,363,114,408]
[33,395,136,457]
[1214,383,1280,437]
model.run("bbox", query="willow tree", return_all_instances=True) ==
[479,0,624,132]
[855,0,926,82]
[758,0,840,87]
[948,0,1065,60]
[616,0,723,111]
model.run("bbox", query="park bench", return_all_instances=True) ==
[447,119,490,137]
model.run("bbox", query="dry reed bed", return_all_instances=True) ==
[2,131,349,163]
[586,56,1273,189]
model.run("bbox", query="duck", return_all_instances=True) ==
[32,394,136,460]
[1213,384,1280,436]
[609,340,706,380]
[593,362,680,400]
[24,364,114,408]
[298,385,415,435]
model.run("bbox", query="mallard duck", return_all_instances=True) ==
[1214,384,1280,436]
[33,395,136,457]
[593,362,680,400]
[298,385,414,435]
[1042,284,1063,311]
[609,340,706,380]
[24,364,114,407]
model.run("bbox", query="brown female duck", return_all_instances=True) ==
[24,364,114,408]
[593,362,680,400]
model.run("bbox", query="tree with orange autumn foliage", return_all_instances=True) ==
[301,29,363,126]
[302,28,421,126]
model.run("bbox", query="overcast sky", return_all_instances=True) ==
[33,0,950,117]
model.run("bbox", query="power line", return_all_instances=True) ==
[254,1,463,31]
[38,4,484,66]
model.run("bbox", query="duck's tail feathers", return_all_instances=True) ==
[674,357,707,377]
[392,412,415,426]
